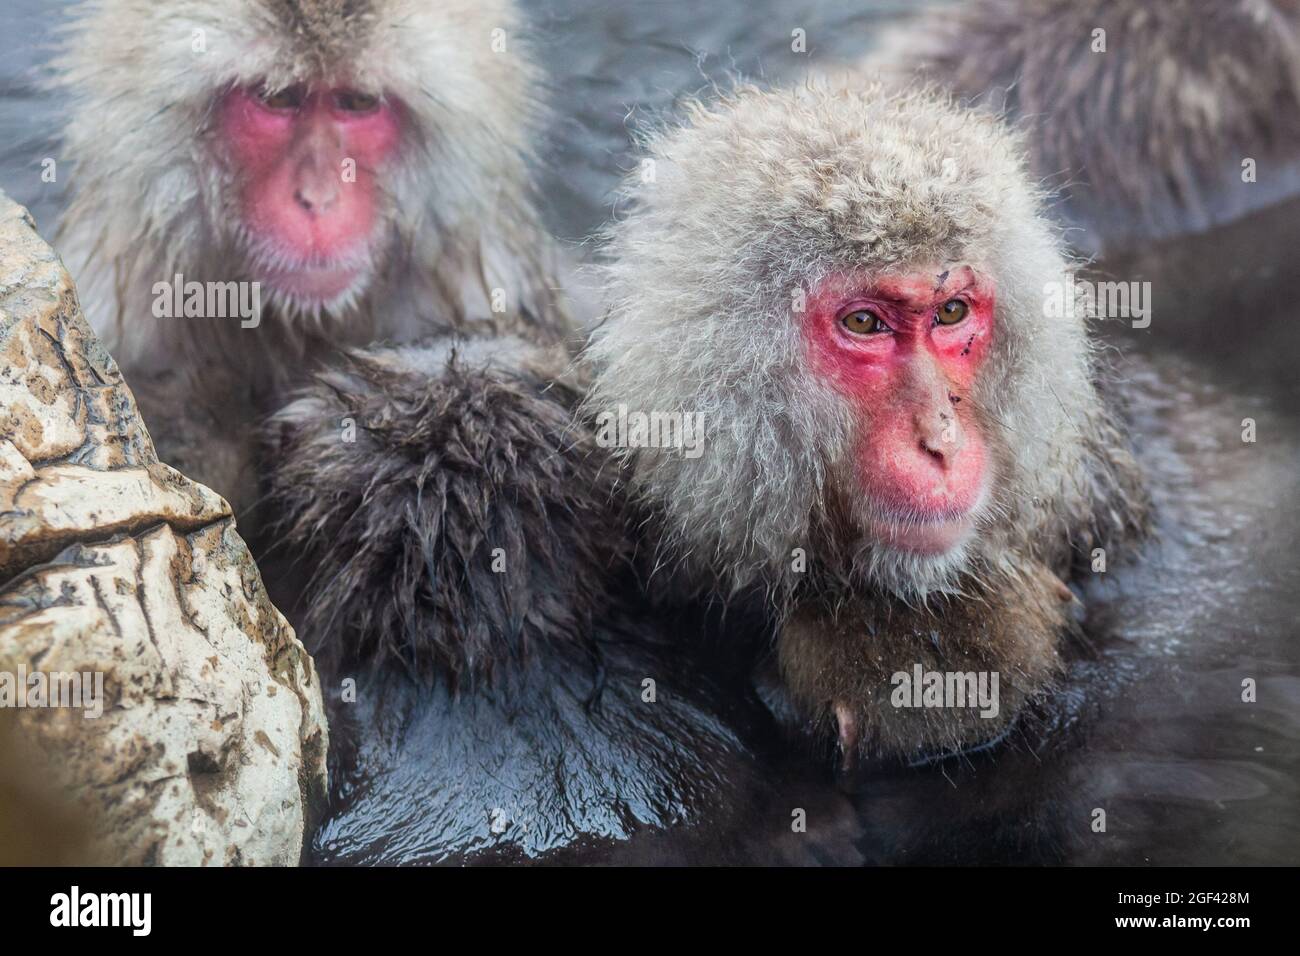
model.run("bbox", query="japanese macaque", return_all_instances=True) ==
[51,0,781,864]
[53,0,568,515]
[586,81,1147,763]
[858,0,1300,252]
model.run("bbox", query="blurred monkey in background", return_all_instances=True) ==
[54,0,569,513]
[859,0,1300,252]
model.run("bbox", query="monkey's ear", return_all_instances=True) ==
[262,342,627,688]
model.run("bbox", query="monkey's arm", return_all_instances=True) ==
[776,561,1076,765]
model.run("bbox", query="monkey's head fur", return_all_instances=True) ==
[587,81,1139,607]
[54,0,559,368]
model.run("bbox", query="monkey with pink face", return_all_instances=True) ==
[587,81,1148,766]
[54,0,569,517]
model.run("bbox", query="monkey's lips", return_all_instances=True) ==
[259,260,365,304]
[864,467,990,556]
[865,486,986,556]
[867,510,976,555]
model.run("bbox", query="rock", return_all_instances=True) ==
[0,191,327,866]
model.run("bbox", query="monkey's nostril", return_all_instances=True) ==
[294,183,340,213]
[919,421,953,458]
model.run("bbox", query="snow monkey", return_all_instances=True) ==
[858,0,1300,252]
[53,0,568,515]
[52,0,781,863]
[586,81,1148,765]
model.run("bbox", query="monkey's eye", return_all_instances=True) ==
[334,89,380,113]
[936,298,969,325]
[841,309,888,335]
[258,84,306,110]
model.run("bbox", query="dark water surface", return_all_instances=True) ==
[1,0,1296,865]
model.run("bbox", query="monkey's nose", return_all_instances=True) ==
[917,411,963,463]
[294,181,339,214]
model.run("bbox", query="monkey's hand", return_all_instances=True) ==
[262,337,624,685]
[776,561,1075,768]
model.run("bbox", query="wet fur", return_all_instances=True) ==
[263,337,800,862]
[264,339,620,687]
[780,562,1074,758]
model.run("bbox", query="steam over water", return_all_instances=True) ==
[2,0,1296,864]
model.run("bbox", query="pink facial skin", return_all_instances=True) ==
[803,265,996,555]
[217,84,403,304]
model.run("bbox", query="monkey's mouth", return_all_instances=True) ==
[239,230,375,311]
[259,260,367,305]
[864,491,986,557]
[867,512,974,555]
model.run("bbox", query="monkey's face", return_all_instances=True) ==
[804,264,997,574]
[216,82,404,314]
[588,82,1082,601]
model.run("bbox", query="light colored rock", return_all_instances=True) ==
[0,192,327,865]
